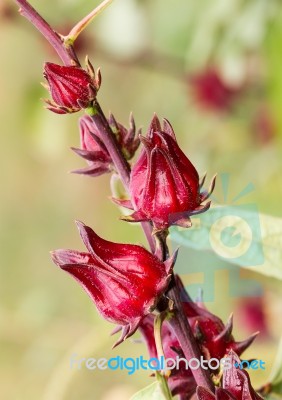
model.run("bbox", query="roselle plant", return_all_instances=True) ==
[14,1,271,399]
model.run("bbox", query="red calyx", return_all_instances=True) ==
[51,221,175,347]
[122,114,215,230]
[43,62,97,114]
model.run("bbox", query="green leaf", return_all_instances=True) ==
[170,206,282,279]
[130,381,169,400]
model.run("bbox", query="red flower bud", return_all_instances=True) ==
[108,112,140,161]
[236,296,269,339]
[51,221,175,346]
[176,276,258,362]
[223,351,263,400]
[189,68,240,112]
[43,63,97,114]
[124,115,215,230]
[72,115,113,176]
[196,351,263,400]
[72,113,140,176]
[196,387,235,400]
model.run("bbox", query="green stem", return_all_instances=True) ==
[156,372,173,400]
[65,0,114,44]
[154,313,166,371]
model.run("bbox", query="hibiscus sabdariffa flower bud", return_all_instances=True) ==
[43,59,99,114]
[196,351,263,399]
[51,221,175,346]
[71,115,113,176]
[71,113,140,176]
[108,112,141,161]
[176,275,258,362]
[122,114,216,230]
[189,67,240,113]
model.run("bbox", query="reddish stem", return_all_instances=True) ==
[90,101,131,188]
[90,101,156,252]
[158,234,214,392]
[168,277,215,392]
[15,0,79,66]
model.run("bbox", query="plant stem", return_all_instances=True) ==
[66,0,113,44]
[15,0,79,66]
[154,313,167,373]
[89,101,131,188]
[157,234,215,392]
[156,372,173,400]
[168,277,215,392]
[89,101,156,252]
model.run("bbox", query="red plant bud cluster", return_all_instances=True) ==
[138,276,257,398]
[15,2,266,398]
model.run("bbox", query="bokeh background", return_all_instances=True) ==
[1,0,282,399]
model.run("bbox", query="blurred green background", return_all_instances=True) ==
[1,0,282,399]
